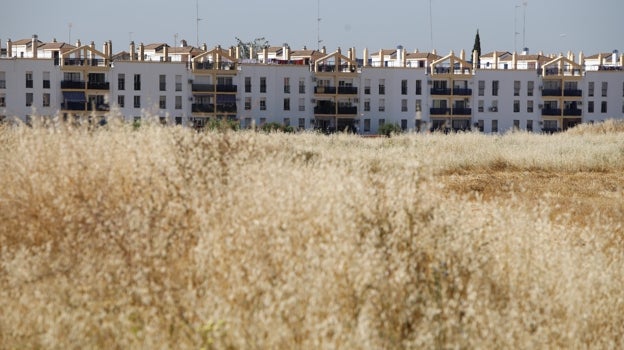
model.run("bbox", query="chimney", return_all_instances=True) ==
[139,42,144,61]
[7,39,12,58]
[262,46,268,63]
[460,49,465,61]
[130,41,135,61]
[512,51,517,69]
[108,40,113,58]
[235,45,240,60]
[379,48,384,67]
[181,39,187,47]
[363,48,368,67]
[76,39,81,47]
[472,50,478,70]
[201,43,207,51]
[321,46,326,54]
[620,53,624,67]
[163,44,169,62]
[90,41,95,49]
[228,46,234,57]
[522,47,529,55]
[431,49,437,55]
[578,51,584,66]
[598,53,603,67]
[103,41,108,57]
[32,35,38,58]
[493,50,498,69]
[249,45,254,60]
[612,50,619,65]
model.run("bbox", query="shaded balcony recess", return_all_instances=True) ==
[87,82,110,90]
[563,108,582,116]
[430,108,451,115]
[337,106,357,114]
[338,86,358,94]
[452,108,472,115]
[61,102,86,111]
[563,89,582,96]
[430,88,452,95]
[315,86,337,94]
[542,89,562,96]
[541,108,562,116]
[62,58,108,67]
[192,103,215,113]
[61,80,86,89]
[193,62,237,70]
[452,88,472,95]
[216,84,237,92]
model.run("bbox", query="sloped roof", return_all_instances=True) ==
[406,52,441,60]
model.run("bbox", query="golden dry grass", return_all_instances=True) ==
[1,119,624,349]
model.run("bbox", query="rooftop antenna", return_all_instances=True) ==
[514,4,520,52]
[429,0,434,51]
[317,0,322,50]
[522,1,527,49]
[174,33,179,48]
[68,23,72,44]
[196,0,202,47]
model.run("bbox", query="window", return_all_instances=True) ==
[364,79,371,94]
[25,72,33,89]
[159,95,166,109]
[378,79,385,95]
[118,95,125,107]
[588,82,594,97]
[478,80,485,96]
[622,82,624,97]
[298,97,305,111]
[283,98,290,111]
[42,93,50,107]
[513,120,520,129]
[364,119,371,132]
[527,100,534,113]
[415,99,422,112]
[401,119,408,131]
[514,80,520,96]
[588,101,594,113]
[283,77,290,93]
[260,77,266,93]
[513,100,520,113]
[364,98,370,111]
[401,99,408,112]
[602,82,608,97]
[491,119,498,132]
[527,120,533,132]
[245,97,251,110]
[622,101,624,114]
[477,119,484,132]
[527,81,534,96]
[401,79,408,95]
[0,71,5,89]
[26,93,33,107]
[43,71,50,89]
[601,101,607,113]
[298,117,305,129]
[175,75,182,91]
[118,74,125,90]
[259,117,266,126]
[260,98,266,110]
[415,80,422,95]
[378,119,385,128]
[299,78,305,94]
[134,95,141,108]
[175,116,182,125]
[0,94,5,107]
[492,80,499,96]
[478,100,484,112]
[175,96,182,109]
[491,100,498,112]
[244,77,251,93]
[159,75,166,91]
[283,118,290,127]
[134,74,141,90]
[379,98,385,112]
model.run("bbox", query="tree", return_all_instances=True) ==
[472,30,481,66]
[235,37,269,59]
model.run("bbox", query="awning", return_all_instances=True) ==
[63,91,86,102]
[216,94,236,103]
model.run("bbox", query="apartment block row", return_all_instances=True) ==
[1,35,623,133]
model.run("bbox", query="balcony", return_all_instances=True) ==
[61,102,86,111]
[315,86,337,94]
[314,105,334,114]
[433,67,451,74]
[563,89,582,97]
[192,84,215,92]
[542,108,562,116]
[87,82,110,90]
[61,80,86,89]
[563,108,582,116]
[337,106,357,115]
[452,108,472,115]
[337,86,358,94]
[452,88,472,96]
[192,103,215,113]
[216,103,237,113]
[542,89,562,96]
[193,62,237,70]
[430,108,451,115]
[431,88,452,95]
[216,84,237,93]
[63,58,107,67]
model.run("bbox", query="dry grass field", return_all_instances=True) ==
[1,118,624,349]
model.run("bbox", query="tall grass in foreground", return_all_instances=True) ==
[1,122,623,349]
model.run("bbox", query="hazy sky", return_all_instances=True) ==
[1,0,622,56]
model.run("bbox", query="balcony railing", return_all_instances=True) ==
[563,89,582,97]
[192,103,215,113]
[192,84,215,92]
[193,62,237,70]
[433,67,451,74]
[216,103,237,113]
[452,108,472,115]
[430,108,451,115]
[542,108,562,116]
[563,108,582,116]
[337,86,358,94]
[431,88,452,95]
[542,89,562,96]
[315,86,337,94]
[87,82,110,90]
[61,80,86,89]
[453,88,472,95]
[63,58,108,67]
[337,106,357,114]
[61,102,86,111]
[216,84,237,93]
[314,105,334,114]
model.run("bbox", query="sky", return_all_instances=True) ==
[1,0,622,56]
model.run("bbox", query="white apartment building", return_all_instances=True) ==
[1,35,623,134]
